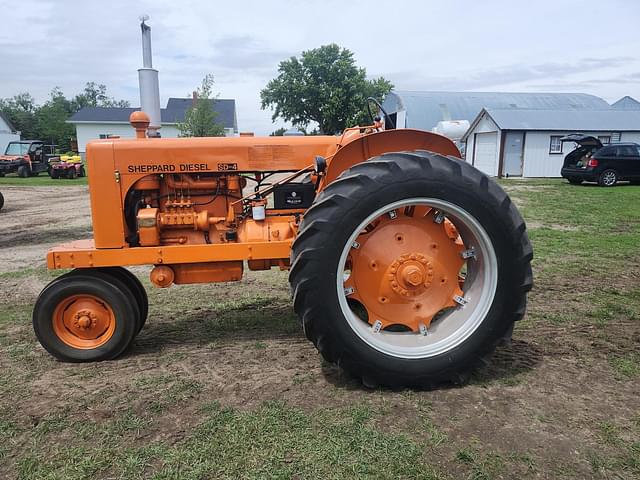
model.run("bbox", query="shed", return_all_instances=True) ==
[461,108,640,178]
[611,96,640,110]
[381,91,610,132]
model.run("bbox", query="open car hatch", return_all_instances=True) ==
[560,134,602,149]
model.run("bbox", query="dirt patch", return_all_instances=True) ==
[0,186,91,272]
[526,221,580,231]
[1,185,639,479]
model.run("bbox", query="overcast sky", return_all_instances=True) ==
[1,0,638,135]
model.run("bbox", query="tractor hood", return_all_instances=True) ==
[560,134,602,149]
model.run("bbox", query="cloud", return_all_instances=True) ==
[389,57,637,92]
[1,0,639,134]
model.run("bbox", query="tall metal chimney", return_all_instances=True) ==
[138,16,162,137]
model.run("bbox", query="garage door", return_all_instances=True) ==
[473,132,498,176]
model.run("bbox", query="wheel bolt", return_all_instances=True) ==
[77,315,91,328]
[404,266,424,286]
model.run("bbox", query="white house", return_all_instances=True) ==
[67,98,238,153]
[0,111,20,154]
[461,108,640,178]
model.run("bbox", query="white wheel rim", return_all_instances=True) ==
[603,172,616,185]
[336,198,498,359]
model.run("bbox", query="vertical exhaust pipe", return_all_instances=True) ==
[138,16,161,137]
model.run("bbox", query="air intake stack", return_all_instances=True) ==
[138,16,161,137]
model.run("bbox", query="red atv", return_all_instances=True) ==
[49,154,85,179]
[0,141,59,177]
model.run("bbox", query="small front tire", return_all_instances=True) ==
[54,268,147,332]
[93,267,148,332]
[33,274,139,362]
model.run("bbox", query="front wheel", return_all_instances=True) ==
[290,151,533,387]
[33,273,139,362]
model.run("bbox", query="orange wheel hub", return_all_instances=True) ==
[344,206,465,332]
[52,294,116,349]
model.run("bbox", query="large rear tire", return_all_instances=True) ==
[290,151,533,387]
[33,274,139,362]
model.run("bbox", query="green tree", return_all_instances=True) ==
[178,74,226,137]
[0,92,38,139]
[1,83,129,149]
[36,87,76,151]
[72,82,130,110]
[260,44,393,135]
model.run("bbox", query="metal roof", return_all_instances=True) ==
[463,108,640,140]
[382,90,611,130]
[68,98,237,131]
[611,96,640,110]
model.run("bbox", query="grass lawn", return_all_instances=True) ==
[0,179,639,479]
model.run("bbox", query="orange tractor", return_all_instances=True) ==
[33,107,532,387]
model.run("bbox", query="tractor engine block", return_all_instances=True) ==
[126,172,296,286]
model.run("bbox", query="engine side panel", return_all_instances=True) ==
[87,142,126,248]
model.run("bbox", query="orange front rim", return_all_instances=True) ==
[344,205,465,332]
[52,294,116,349]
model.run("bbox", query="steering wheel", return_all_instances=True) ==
[366,97,396,129]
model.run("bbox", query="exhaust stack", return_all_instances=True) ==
[138,16,161,137]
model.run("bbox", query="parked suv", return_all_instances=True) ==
[560,134,640,186]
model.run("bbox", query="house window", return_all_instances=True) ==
[98,134,113,139]
[598,135,611,144]
[611,132,621,143]
[549,136,563,154]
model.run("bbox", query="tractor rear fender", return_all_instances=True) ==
[321,129,461,188]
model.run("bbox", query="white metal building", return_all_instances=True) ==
[68,98,238,153]
[462,108,640,178]
[0,111,20,154]
[381,91,610,132]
